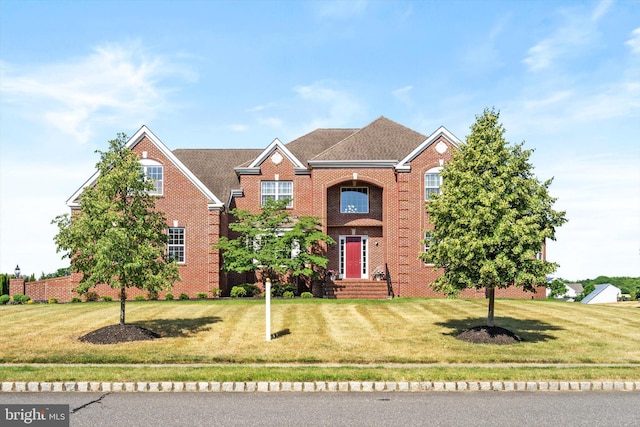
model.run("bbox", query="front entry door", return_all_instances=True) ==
[345,236,362,279]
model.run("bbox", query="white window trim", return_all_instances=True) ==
[168,227,185,264]
[338,235,369,279]
[424,167,443,200]
[423,231,435,266]
[261,181,293,208]
[340,187,369,214]
[140,159,163,196]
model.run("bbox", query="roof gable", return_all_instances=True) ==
[235,138,308,175]
[67,125,226,209]
[396,126,462,172]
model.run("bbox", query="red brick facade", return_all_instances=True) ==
[28,119,545,302]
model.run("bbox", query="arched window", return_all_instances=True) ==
[140,159,163,195]
[424,167,442,200]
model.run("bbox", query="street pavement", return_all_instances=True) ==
[1,391,639,426]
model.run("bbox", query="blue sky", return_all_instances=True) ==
[1,0,638,281]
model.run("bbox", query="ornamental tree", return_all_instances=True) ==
[52,133,180,324]
[215,198,335,285]
[421,109,567,327]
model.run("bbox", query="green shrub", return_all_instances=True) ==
[240,283,260,297]
[230,286,247,298]
[101,296,113,302]
[282,290,294,299]
[48,297,58,304]
[164,293,174,300]
[196,292,208,299]
[11,294,30,304]
[301,292,313,299]
[271,283,296,297]
[84,291,99,302]
[147,290,159,300]
[179,293,190,300]
[70,297,82,303]
[133,295,146,301]
[0,294,10,304]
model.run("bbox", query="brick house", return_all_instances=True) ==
[38,116,543,301]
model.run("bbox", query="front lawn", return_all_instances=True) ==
[2,298,638,365]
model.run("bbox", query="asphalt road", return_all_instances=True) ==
[1,392,638,427]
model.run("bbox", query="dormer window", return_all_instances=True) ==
[140,159,163,195]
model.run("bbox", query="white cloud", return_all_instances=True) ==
[228,124,248,132]
[0,41,195,144]
[293,82,366,129]
[392,85,414,106]
[258,117,284,128]
[626,27,640,55]
[523,1,610,72]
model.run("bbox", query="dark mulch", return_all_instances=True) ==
[78,324,160,345]
[456,325,523,345]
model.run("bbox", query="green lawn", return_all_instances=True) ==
[1,298,639,381]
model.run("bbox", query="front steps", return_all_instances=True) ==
[324,280,391,299]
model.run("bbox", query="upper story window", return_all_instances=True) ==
[140,159,163,195]
[424,167,442,200]
[168,227,185,263]
[341,187,369,213]
[261,181,293,207]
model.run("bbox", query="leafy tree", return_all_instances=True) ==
[39,268,71,280]
[52,133,180,324]
[547,279,567,299]
[215,198,335,284]
[421,109,567,327]
[1,274,9,296]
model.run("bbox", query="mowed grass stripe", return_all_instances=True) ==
[1,299,639,364]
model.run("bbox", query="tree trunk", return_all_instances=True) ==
[119,286,126,325]
[487,287,495,327]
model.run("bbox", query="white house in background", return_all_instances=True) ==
[563,283,583,301]
[581,284,621,304]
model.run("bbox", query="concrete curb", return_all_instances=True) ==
[2,381,639,393]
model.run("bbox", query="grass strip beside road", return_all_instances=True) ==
[2,365,639,383]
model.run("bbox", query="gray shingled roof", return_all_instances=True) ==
[285,128,358,163]
[173,148,262,204]
[310,116,427,161]
[173,117,430,205]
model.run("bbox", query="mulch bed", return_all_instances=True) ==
[456,325,523,345]
[78,324,160,345]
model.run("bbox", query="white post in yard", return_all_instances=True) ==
[265,278,271,342]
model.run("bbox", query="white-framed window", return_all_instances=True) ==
[341,187,369,213]
[423,231,434,266]
[424,167,442,200]
[261,181,293,207]
[140,159,163,195]
[168,227,185,263]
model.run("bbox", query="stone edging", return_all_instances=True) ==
[2,381,639,393]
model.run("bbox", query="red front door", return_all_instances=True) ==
[345,236,361,279]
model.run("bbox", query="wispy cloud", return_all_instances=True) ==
[626,27,640,54]
[523,1,610,72]
[392,85,413,106]
[292,82,366,130]
[228,124,248,132]
[0,41,195,144]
